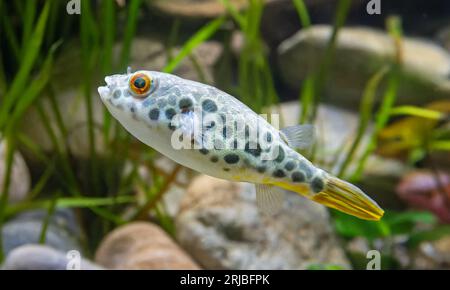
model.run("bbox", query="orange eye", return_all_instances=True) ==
[129,73,152,97]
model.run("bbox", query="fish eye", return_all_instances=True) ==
[129,72,152,98]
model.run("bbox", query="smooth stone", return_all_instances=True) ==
[2,245,103,270]
[150,0,265,19]
[2,209,82,256]
[278,25,450,109]
[0,139,31,203]
[95,222,200,269]
[175,175,351,270]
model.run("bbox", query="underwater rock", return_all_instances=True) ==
[2,244,103,270]
[1,209,82,257]
[278,25,450,109]
[154,156,194,218]
[95,222,200,269]
[437,25,450,52]
[0,139,31,203]
[149,0,271,19]
[412,236,450,270]
[175,175,351,270]
[261,0,362,48]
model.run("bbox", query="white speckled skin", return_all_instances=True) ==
[98,70,326,195]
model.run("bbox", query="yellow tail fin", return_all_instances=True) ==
[311,176,384,221]
[275,176,384,221]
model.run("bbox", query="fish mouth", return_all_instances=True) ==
[311,177,384,221]
[98,86,111,102]
[98,76,113,102]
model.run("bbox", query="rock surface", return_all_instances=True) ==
[278,25,450,108]
[150,0,270,19]
[95,222,200,269]
[2,245,103,270]
[1,209,82,257]
[175,175,351,269]
[413,236,450,269]
[0,139,31,203]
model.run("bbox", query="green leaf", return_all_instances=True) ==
[389,106,444,120]
[292,0,311,28]
[407,226,450,249]
[0,0,51,128]
[163,17,225,73]
[332,210,390,240]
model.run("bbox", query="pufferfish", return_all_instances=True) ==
[98,68,384,221]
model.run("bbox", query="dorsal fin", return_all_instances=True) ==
[280,124,315,149]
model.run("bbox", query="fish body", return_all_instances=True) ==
[98,69,384,221]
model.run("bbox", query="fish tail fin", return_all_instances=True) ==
[310,176,384,221]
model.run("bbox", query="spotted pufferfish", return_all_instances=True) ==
[98,68,384,220]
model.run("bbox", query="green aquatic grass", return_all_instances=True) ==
[351,16,403,181]
[0,0,148,259]
[163,17,225,73]
[221,0,279,113]
[337,66,389,179]
[389,106,445,120]
[292,0,311,28]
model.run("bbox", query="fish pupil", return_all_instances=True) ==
[134,77,146,89]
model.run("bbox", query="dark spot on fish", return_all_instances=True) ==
[223,168,230,172]
[273,169,286,178]
[149,108,160,121]
[245,142,262,157]
[157,99,167,108]
[275,146,285,163]
[199,148,209,155]
[165,108,176,120]
[202,99,217,113]
[257,166,266,173]
[311,177,324,193]
[299,161,313,178]
[291,171,305,183]
[113,90,121,99]
[205,121,215,130]
[224,154,239,164]
[284,161,295,171]
[179,98,193,113]
[210,156,219,163]
[124,90,131,98]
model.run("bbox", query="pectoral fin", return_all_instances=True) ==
[280,124,315,149]
[255,184,284,215]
